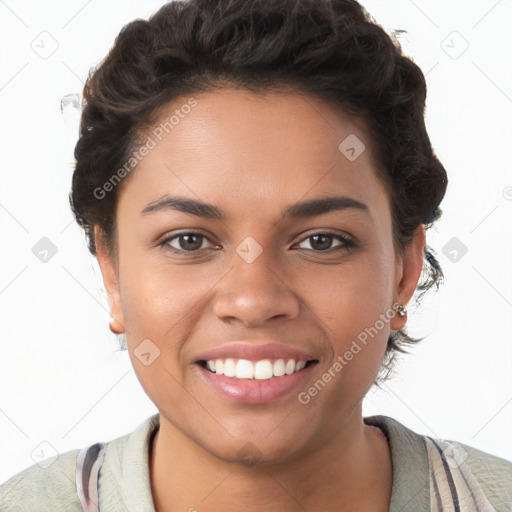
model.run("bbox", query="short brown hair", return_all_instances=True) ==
[70,0,448,385]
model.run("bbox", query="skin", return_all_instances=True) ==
[95,88,425,511]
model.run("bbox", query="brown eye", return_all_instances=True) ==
[296,232,354,252]
[161,232,214,254]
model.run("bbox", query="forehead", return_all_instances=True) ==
[118,88,391,224]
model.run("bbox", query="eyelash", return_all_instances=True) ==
[158,231,355,255]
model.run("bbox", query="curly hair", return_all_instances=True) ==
[70,0,448,386]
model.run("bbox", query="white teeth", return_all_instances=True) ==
[224,358,236,377]
[295,360,306,372]
[206,358,311,380]
[236,359,254,379]
[285,359,296,375]
[254,360,273,380]
[215,359,224,375]
[273,359,286,376]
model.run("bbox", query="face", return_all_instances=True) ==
[96,88,425,465]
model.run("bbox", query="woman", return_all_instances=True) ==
[1,0,511,510]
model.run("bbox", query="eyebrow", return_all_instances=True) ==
[141,194,371,220]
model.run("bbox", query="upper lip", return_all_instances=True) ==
[195,342,318,363]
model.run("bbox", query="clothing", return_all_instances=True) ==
[1,413,511,511]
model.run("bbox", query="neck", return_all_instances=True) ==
[149,405,392,512]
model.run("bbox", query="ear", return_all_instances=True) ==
[94,225,125,334]
[389,224,426,331]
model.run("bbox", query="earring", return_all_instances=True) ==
[397,304,408,317]
[109,316,124,334]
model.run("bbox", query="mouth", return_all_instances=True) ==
[197,358,318,380]
[195,358,319,404]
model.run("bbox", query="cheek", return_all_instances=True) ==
[118,241,177,321]
[118,252,216,358]
[302,247,394,391]
[117,262,205,409]
[306,246,394,335]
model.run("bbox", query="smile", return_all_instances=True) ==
[199,358,316,380]
[196,358,319,404]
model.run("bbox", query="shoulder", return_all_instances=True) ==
[0,414,160,512]
[0,448,82,512]
[450,439,512,511]
[364,414,512,511]
[422,434,512,511]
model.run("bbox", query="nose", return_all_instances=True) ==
[212,251,300,328]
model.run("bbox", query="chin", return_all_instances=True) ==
[204,438,308,468]
[189,417,317,468]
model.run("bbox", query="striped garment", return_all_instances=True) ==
[2,414,511,511]
[425,437,498,511]
[74,432,502,512]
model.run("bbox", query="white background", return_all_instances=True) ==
[0,0,511,483]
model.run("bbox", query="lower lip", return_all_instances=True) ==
[197,364,316,404]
